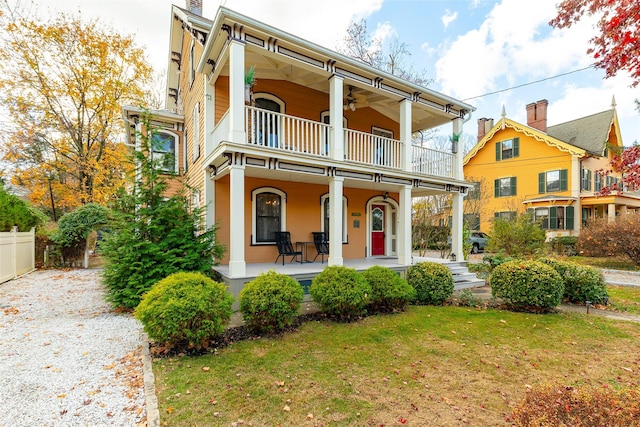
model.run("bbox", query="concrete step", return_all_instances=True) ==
[447,261,485,290]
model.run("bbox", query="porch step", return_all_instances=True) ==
[446,261,485,290]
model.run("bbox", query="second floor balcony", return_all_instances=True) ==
[210,106,454,179]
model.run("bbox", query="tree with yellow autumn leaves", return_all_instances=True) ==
[0,2,152,217]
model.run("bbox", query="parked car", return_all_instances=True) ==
[469,232,489,253]
[447,231,490,254]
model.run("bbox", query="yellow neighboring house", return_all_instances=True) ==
[464,99,640,239]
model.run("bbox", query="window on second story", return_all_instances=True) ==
[189,41,195,87]
[494,211,516,221]
[581,168,592,191]
[595,173,602,191]
[606,175,621,189]
[494,177,516,197]
[539,169,568,193]
[495,138,519,161]
[151,132,177,173]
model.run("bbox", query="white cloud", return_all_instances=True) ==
[441,9,458,29]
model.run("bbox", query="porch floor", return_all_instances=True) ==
[214,255,448,279]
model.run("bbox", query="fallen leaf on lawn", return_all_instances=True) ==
[103,362,116,370]
[307,413,313,419]
[167,407,174,414]
[202,366,210,372]
[451,330,457,334]
[283,405,290,412]
[275,380,285,386]
[208,398,217,405]
[499,320,506,324]
[621,367,633,372]
[57,393,67,398]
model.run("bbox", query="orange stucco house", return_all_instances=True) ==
[123,1,477,293]
[464,99,640,239]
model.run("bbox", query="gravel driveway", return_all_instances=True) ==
[0,269,146,427]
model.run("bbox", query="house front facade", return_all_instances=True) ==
[124,1,475,291]
[464,99,640,239]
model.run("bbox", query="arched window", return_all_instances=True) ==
[151,131,178,173]
[252,93,285,148]
[320,194,348,243]
[252,187,287,244]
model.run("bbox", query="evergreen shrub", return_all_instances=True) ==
[406,262,454,305]
[135,272,234,350]
[490,260,563,310]
[539,258,609,304]
[239,270,304,333]
[362,265,416,313]
[309,266,371,320]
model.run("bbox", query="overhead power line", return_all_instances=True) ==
[461,64,596,101]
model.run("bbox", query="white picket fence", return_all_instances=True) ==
[0,227,35,284]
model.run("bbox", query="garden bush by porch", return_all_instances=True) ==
[362,265,416,313]
[239,270,304,333]
[309,266,371,320]
[406,262,454,305]
[135,272,234,350]
[490,260,563,310]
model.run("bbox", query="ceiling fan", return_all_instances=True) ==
[343,86,368,111]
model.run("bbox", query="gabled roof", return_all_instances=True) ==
[463,117,586,165]
[547,109,615,156]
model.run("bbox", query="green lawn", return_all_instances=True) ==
[608,286,640,315]
[567,255,639,271]
[153,306,640,426]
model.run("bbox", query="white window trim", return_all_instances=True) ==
[251,187,287,245]
[253,93,285,111]
[372,126,393,138]
[152,130,179,173]
[320,194,348,243]
[189,40,195,87]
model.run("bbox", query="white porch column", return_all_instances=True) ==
[329,75,344,161]
[399,99,412,172]
[228,40,246,144]
[204,173,215,230]
[328,176,344,266]
[451,118,464,261]
[204,79,215,157]
[607,203,616,222]
[228,165,246,277]
[571,156,581,234]
[397,185,413,265]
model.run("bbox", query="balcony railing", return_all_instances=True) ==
[412,145,453,178]
[246,106,330,157]
[344,128,402,169]
[232,106,454,178]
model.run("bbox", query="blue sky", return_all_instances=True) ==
[20,0,640,146]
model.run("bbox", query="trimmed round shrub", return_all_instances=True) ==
[135,272,234,350]
[362,265,416,313]
[239,270,304,333]
[539,258,608,304]
[490,260,563,310]
[406,262,454,305]
[309,266,371,320]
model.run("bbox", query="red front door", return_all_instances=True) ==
[371,204,385,256]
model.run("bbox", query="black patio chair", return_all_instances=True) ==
[274,231,303,265]
[312,231,329,263]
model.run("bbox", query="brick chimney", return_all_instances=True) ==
[526,99,548,132]
[187,0,202,15]
[477,117,494,142]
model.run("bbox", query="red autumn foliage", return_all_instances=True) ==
[550,0,640,87]
[578,212,640,265]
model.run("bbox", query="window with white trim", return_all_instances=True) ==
[252,187,287,244]
[539,169,568,193]
[151,131,178,173]
[320,194,348,243]
[494,177,516,197]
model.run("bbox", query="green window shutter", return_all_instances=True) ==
[560,169,568,191]
[549,207,557,230]
[494,212,499,219]
[510,177,517,196]
[513,138,520,157]
[494,179,500,197]
[538,172,545,194]
[496,142,501,161]
[588,170,592,191]
[566,206,574,230]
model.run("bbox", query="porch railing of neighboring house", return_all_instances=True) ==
[245,106,330,157]
[412,145,454,178]
[344,128,402,169]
